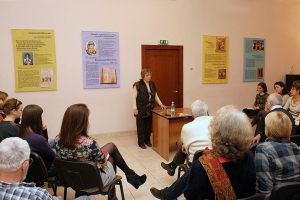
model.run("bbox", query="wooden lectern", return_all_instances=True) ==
[152,108,193,161]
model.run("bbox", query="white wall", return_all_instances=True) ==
[1,0,299,138]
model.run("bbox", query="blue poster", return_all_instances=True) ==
[82,31,120,89]
[243,37,266,82]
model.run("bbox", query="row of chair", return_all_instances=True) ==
[26,153,125,200]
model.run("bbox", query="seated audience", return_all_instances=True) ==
[0,91,8,121]
[251,81,289,128]
[161,100,212,176]
[18,104,56,176]
[253,93,294,144]
[243,82,269,117]
[0,98,23,142]
[255,111,300,199]
[0,137,90,200]
[284,83,300,120]
[54,104,147,196]
[151,105,256,200]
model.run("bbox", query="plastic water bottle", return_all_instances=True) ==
[291,66,294,74]
[171,102,175,116]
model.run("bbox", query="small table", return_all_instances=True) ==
[152,108,193,161]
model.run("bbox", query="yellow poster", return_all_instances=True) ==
[11,29,57,92]
[202,35,229,84]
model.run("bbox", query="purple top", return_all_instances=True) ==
[24,132,55,170]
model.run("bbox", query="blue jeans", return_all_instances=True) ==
[75,196,91,200]
[166,168,190,199]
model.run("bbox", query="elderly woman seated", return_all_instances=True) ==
[150,105,256,200]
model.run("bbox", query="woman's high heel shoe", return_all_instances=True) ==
[126,170,147,189]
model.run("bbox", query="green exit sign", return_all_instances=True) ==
[160,40,168,45]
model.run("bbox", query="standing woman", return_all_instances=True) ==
[274,81,289,106]
[0,98,23,142]
[284,84,300,120]
[132,69,167,149]
[18,105,56,176]
[243,82,269,117]
[55,104,146,192]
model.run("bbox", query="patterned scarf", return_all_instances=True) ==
[199,147,236,200]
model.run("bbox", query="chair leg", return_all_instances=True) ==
[64,186,67,200]
[51,182,57,196]
[118,180,125,200]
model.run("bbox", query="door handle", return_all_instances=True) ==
[174,91,178,93]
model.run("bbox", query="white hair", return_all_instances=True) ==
[0,137,30,172]
[268,93,283,106]
[191,100,208,117]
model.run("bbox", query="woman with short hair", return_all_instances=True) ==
[0,98,23,142]
[55,104,146,192]
[284,84,300,120]
[132,69,166,149]
[183,105,256,199]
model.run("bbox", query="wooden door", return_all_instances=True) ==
[141,45,183,108]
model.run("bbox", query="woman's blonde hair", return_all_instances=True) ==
[265,111,292,138]
[209,105,253,162]
[141,69,152,78]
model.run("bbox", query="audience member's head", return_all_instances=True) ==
[265,111,292,138]
[290,84,300,96]
[0,91,8,104]
[141,69,152,79]
[0,137,30,181]
[274,81,289,95]
[18,105,43,139]
[292,80,300,85]
[209,105,252,162]
[266,93,283,110]
[258,82,268,93]
[191,100,208,117]
[0,98,23,117]
[58,104,90,150]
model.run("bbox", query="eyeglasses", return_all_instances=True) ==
[12,99,20,110]
[29,158,33,166]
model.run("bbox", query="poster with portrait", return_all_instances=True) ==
[202,35,229,84]
[82,31,120,89]
[11,29,57,92]
[243,38,266,82]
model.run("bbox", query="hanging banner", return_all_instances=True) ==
[11,29,57,92]
[82,31,120,89]
[202,35,229,84]
[243,37,266,82]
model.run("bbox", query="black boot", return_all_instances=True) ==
[126,170,147,189]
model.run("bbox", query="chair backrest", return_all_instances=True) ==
[269,182,300,200]
[239,193,264,200]
[27,152,48,179]
[53,158,104,193]
[192,150,204,163]
[249,143,259,157]
[290,135,300,146]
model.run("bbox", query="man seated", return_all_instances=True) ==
[253,93,294,144]
[161,100,212,176]
[0,137,90,200]
[255,111,300,199]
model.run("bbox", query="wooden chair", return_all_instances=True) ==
[269,182,300,200]
[25,152,58,196]
[177,149,204,179]
[53,158,125,200]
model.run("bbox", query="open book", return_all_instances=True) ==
[100,68,117,84]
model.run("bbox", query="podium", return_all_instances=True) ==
[152,108,193,161]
